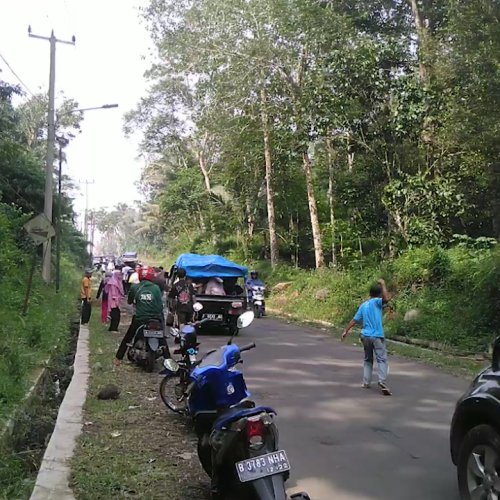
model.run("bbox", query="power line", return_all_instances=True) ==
[0,52,35,96]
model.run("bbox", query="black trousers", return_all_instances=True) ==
[116,317,140,360]
[81,299,91,324]
[109,307,121,331]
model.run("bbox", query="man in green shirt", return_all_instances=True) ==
[114,266,163,365]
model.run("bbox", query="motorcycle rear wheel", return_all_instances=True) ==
[145,349,156,373]
[159,375,188,414]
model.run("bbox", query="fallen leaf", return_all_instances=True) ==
[146,396,156,401]
[128,405,140,410]
[110,431,122,438]
[147,458,156,464]
[176,452,193,460]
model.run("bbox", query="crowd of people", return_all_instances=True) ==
[80,262,392,394]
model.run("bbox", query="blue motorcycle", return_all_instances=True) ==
[160,312,309,500]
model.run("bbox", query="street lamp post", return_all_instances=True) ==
[54,103,118,291]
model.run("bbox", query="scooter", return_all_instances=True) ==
[160,303,206,412]
[126,318,166,373]
[160,312,309,500]
[251,285,266,318]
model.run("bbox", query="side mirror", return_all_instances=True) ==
[163,358,179,373]
[237,310,255,329]
[493,336,500,372]
[193,302,203,312]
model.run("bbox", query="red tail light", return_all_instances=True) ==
[246,417,265,445]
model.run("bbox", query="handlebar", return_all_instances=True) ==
[239,342,256,352]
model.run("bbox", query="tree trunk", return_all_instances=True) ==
[346,133,355,172]
[260,87,279,267]
[246,196,255,239]
[408,0,435,148]
[302,150,325,268]
[326,138,337,266]
[196,148,212,193]
[408,0,430,84]
[491,162,500,239]
[195,201,206,232]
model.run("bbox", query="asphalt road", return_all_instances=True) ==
[199,317,470,500]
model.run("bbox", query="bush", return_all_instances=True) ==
[267,245,500,352]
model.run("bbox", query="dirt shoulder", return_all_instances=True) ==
[71,305,208,500]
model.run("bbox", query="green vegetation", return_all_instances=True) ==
[27,0,497,357]
[0,81,87,496]
[91,0,499,355]
[71,313,207,500]
[113,0,499,264]
[265,245,500,352]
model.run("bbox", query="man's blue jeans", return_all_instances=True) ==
[361,335,388,384]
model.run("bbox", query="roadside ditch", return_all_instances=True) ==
[0,315,80,499]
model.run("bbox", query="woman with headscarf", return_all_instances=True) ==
[105,270,125,333]
[96,271,112,324]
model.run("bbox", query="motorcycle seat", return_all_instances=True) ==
[213,405,276,430]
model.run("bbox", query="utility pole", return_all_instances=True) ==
[29,26,75,284]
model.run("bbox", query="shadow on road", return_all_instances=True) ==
[200,318,468,500]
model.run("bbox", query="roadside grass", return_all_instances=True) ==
[0,260,80,499]
[261,246,500,353]
[0,260,79,423]
[273,312,487,379]
[71,307,208,500]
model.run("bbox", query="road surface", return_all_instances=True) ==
[199,317,470,500]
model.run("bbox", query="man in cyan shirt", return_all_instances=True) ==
[342,279,392,395]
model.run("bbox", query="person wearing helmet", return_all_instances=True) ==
[113,266,164,365]
[246,270,266,315]
[246,270,264,295]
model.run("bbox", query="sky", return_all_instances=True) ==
[0,0,152,231]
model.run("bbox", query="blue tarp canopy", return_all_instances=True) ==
[175,253,248,279]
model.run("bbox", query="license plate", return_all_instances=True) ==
[254,300,262,305]
[203,313,223,321]
[144,329,163,338]
[235,450,290,483]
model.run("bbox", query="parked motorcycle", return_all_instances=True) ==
[126,318,166,373]
[160,311,309,500]
[160,303,206,412]
[250,285,266,318]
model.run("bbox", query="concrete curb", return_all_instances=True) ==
[30,324,90,500]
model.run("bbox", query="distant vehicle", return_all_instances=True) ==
[450,336,500,500]
[250,285,266,318]
[167,253,248,336]
[122,251,138,265]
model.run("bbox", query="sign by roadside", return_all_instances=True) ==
[23,213,55,246]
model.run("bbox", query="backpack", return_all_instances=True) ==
[177,281,191,305]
